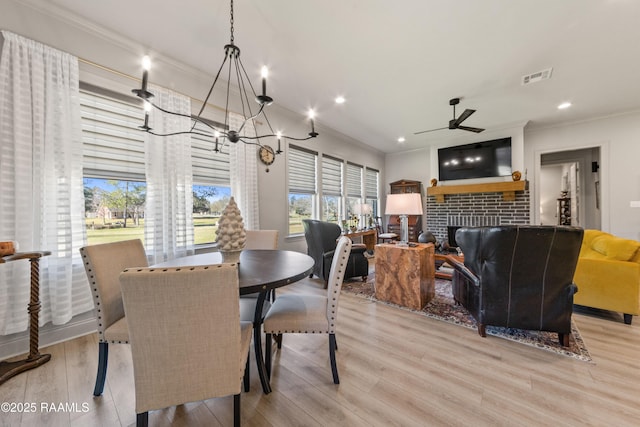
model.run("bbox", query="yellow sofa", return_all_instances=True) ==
[573,229,640,324]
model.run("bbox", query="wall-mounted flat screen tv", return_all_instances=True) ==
[438,137,512,181]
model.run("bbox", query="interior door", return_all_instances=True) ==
[569,162,580,226]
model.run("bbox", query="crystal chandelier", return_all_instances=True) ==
[131,0,318,162]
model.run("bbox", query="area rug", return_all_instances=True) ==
[342,274,592,362]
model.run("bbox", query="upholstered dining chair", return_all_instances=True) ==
[239,229,279,391]
[79,239,148,396]
[244,229,279,250]
[263,236,352,384]
[120,264,252,427]
[242,229,279,300]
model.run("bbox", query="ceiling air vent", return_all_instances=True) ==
[521,67,553,85]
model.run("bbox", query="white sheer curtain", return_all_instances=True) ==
[229,112,259,230]
[0,31,92,334]
[144,84,195,264]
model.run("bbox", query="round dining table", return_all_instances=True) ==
[152,249,314,394]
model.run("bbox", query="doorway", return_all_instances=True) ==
[539,147,601,229]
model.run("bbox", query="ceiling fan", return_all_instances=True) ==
[414,98,485,135]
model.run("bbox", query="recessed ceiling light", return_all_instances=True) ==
[557,102,572,110]
[335,96,345,104]
[397,137,405,143]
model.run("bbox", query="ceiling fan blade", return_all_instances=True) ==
[457,125,485,133]
[414,127,448,135]
[452,108,476,126]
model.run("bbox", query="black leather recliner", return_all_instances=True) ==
[302,219,368,285]
[447,225,584,346]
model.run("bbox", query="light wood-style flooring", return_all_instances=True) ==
[1,272,639,426]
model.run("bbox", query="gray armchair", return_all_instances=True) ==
[302,219,368,285]
[448,225,583,346]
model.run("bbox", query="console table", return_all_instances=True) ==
[0,251,52,385]
[344,229,377,252]
[374,243,435,310]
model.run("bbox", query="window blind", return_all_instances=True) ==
[288,145,317,194]
[80,88,146,180]
[80,84,230,186]
[346,162,363,198]
[322,155,343,196]
[190,124,230,186]
[365,167,379,199]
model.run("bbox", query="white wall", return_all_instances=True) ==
[525,112,640,240]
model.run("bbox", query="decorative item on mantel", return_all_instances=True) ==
[430,178,438,187]
[512,170,522,181]
[215,197,246,263]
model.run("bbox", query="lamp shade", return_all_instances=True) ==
[353,202,373,215]
[385,193,423,216]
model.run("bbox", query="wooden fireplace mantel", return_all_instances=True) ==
[426,180,528,203]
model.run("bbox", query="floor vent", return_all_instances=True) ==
[521,67,553,85]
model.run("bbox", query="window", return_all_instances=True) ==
[190,123,231,245]
[346,162,363,220]
[321,155,343,224]
[80,83,231,246]
[288,145,317,235]
[365,167,380,223]
[80,84,147,245]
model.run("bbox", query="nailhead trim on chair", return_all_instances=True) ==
[80,250,118,343]
[266,240,350,335]
[327,241,349,332]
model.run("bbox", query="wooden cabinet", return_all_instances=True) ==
[388,216,422,243]
[558,196,571,225]
[387,179,423,242]
[390,179,421,194]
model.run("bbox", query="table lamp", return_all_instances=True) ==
[353,203,372,230]
[385,193,423,246]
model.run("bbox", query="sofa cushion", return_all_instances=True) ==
[592,234,640,262]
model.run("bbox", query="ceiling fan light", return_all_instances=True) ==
[558,102,572,110]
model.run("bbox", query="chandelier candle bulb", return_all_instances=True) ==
[213,131,220,152]
[141,56,151,92]
[276,131,282,154]
[308,109,318,136]
[261,66,268,96]
[141,101,151,130]
[142,112,150,130]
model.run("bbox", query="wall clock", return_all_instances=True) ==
[258,145,275,172]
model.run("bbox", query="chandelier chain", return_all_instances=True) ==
[229,0,235,45]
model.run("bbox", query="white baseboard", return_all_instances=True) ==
[0,311,97,360]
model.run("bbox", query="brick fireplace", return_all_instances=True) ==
[425,183,530,245]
